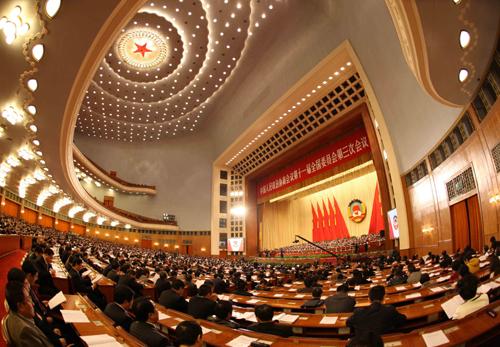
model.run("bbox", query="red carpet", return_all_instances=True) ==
[0,250,27,347]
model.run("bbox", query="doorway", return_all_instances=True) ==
[450,194,482,252]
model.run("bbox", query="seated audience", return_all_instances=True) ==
[325,283,355,313]
[347,285,406,336]
[248,304,293,337]
[302,287,324,309]
[419,273,431,287]
[232,279,252,296]
[155,271,170,296]
[187,284,216,319]
[175,320,202,347]
[406,264,421,284]
[207,300,240,328]
[159,279,188,313]
[453,274,489,319]
[104,285,135,331]
[34,247,59,297]
[130,298,172,347]
[5,280,54,347]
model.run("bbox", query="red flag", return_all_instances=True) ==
[334,197,350,238]
[311,203,319,241]
[327,198,338,240]
[322,200,332,240]
[316,202,325,241]
[369,183,384,235]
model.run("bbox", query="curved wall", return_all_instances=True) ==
[74,128,214,230]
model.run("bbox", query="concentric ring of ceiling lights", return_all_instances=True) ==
[75,0,278,141]
[116,29,169,70]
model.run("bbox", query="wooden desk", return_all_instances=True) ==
[156,301,500,346]
[62,294,145,347]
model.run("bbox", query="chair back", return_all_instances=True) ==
[1,314,13,346]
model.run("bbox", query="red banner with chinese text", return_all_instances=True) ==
[257,128,370,199]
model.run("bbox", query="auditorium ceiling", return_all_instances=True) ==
[0,0,498,230]
[76,0,280,141]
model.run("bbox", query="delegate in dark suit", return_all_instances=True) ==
[187,295,216,319]
[104,302,134,331]
[346,301,406,336]
[34,257,59,297]
[248,322,293,338]
[324,292,356,313]
[5,311,53,347]
[159,289,188,313]
[129,321,171,347]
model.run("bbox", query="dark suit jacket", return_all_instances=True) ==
[107,270,120,283]
[34,258,58,297]
[346,301,406,336]
[104,302,134,331]
[324,293,356,313]
[248,321,293,337]
[68,268,92,294]
[187,296,216,319]
[5,311,53,347]
[118,275,144,297]
[129,321,171,347]
[158,289,188,313]
[155,278,170,297]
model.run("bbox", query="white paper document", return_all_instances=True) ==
[91,274,103,284]
[354,286,360,290]
[82,270,92,278]
[319,316,338,324]
[395,286,406,291]
[81,334,121,347]
[158,312,170,320]
[48,291,66,309]
[61,309,90,323]
[294,294,305,298]
[406,293,422,299]
[422,330,450,347]
[430,287,444,293]
[274,313,299,323]
[241,312,258,322]
[246,299,260,304]
[226,335,258,347]
[201,326,212,335]
[273,294,284,297]
[441,295,464,319]
[437,275,451,283]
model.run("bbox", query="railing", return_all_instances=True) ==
[72,145,157,195]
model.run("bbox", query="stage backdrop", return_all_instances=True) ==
[261,169,384,250]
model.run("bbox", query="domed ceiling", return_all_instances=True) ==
[76,0,279,141]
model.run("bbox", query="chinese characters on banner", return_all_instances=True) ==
[257,128,371,199]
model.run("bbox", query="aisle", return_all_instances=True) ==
[0,250,27,347]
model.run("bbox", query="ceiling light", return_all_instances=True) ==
[18,147,34,160]
[29,124,37,132]
[27,105,36,115]
[0,6,29,44]
[2,106,23,124]
[32,139,40,146]
[68,205,84,218]
[33,168,46,181]
[32,44,44,61]
[459,30,470,48]
[45,0,61,18]
[458,68,469,82]
[27,79,38,91]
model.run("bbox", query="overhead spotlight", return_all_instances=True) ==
[45,0,61,18]
[27,78,38,91]
[459,30,470,49]
[31,44,44,61]
[458,68,469,82]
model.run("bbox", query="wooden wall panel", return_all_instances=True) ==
[55,220,70,232]
[22,208,38,224]
[3,200,19,217]
[40,215,54,228]
[72,224,85,235]
[404,100,500,256]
